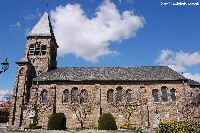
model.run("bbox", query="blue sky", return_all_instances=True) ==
[0,0,200,94]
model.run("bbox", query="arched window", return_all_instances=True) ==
[42,90,48,105]
[107,89,114,103]
[63,89,69,103]
[71,87,78,104]
[161,86,168,102]
[170,88,176,102]
[126,89,132,103]
[80,89,88,104]
[116,86,123,103]
[152,89,159,102]
[19,67,25,75]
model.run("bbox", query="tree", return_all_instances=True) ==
[181,89,200,124]
[111,87,147,126]
[67,88,95,129]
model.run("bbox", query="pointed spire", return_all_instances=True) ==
[27,12,55,38]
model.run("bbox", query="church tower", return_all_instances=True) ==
[10,12,58,126]
[25,11,58,75]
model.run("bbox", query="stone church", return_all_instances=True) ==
[10,12,197,128]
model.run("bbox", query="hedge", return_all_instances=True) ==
[158,121,199,133]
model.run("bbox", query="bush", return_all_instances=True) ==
[135,127,147,133]
[158,121,199,133]
[98,113,117,130]
[47,113,66,130]
[121,123,130,129]
[0,110,9,117]
[29,123,42,129]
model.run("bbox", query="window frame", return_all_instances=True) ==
[80,89,88,104]
[116,86,123,104]
[63,89,69,104]
[161,86,168,102]
[170,88,176,102]
[126,89,132,104]
[107,89,114,104]
[41,90,48,105]
[71,87,79,104]
[152,89,159,103]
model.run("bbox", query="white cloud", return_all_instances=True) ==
[183,73,200,82]
[156,50,200,82]
[51,0,144,62]
[10,21,22,31]
[24,8,41,20]
[0,89,12,103]
[156,49,173,63]
[156,50,200,72]
[119,0,134,4]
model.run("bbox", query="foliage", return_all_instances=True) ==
[0,110,9,116]
[98,113,117,130]
[158,121,199,133]
[135,127,147,133]
[121,123,130,129]
[120,123,136,130]
[47,113,66,130]
[69,103,92,128]
[29,123,42,129]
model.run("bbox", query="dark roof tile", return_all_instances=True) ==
[33,66,187,82]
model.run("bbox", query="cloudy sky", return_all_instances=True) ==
[0,0,200,98]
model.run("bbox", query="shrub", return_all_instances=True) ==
[98,113,117,130]
[29,123,42,129]
[47,113,66,130]
[158,121,199,133]
[121,123,130,129]
[135,127,147,133]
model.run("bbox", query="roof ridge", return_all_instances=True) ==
[57,66,168,68]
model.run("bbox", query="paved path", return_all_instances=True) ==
[0,130,157,133]
[0,123,157,133]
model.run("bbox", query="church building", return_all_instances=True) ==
[10,12,193,128]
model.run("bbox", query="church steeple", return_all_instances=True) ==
[24,12,58,75]
[27,12,55,39]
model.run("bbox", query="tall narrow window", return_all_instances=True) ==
[170,88,176,102]
[161,86,168,102]
[116,86,123,103]
[63,89,69,103]
[35,44,40,55]
[41,45,47,55]
[152,89,159,102]
[29,44,35,56]
[71,87,78,104]
[42,90,48,105]
[126,89,132,103]
[80,89,88,104]
[107,89,114,103]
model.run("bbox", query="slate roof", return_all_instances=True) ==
[27,12,55,38]
[33,66,187,82]
[188,79,200,86]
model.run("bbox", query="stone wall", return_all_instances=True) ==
[23,80,188,128]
